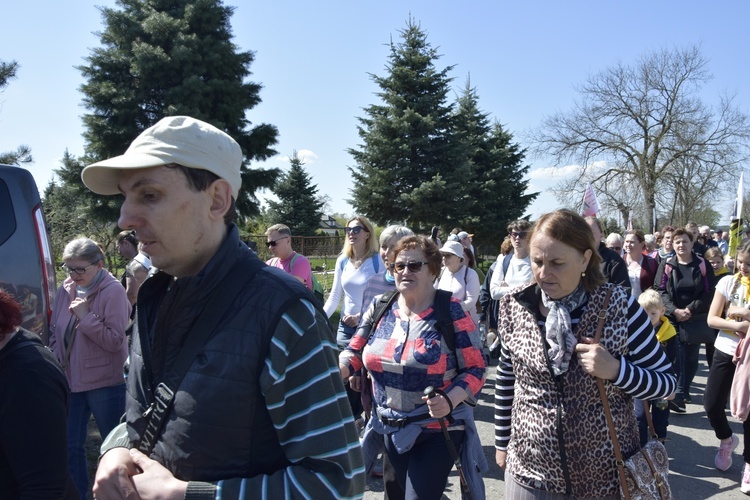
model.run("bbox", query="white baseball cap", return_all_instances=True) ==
[82,116,243,198]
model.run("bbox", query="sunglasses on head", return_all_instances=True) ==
[345,226,367,235]
[391,261,428,273]
[266,236,289,247]
[510,231,527,239]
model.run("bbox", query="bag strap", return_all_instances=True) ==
[641,399,659,439]
[590,288,631,500]
[367,290,400,343]
[137,255,265,454]
[433,289,456,352]
[365,289,455,352]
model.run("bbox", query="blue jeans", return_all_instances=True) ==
[384,430,465,499]
[336,321,356,351]
[337,321,363,417]
[67,384,125,500]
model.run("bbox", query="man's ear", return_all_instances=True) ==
[208,179,233,221]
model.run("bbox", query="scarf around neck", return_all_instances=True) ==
[542,283,588,376]
[739,273,750,305]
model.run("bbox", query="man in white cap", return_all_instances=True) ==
[86,116,364,499]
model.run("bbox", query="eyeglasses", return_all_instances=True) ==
[61,262,98,275]
[392,261,429,273]
[266,236,289,247]
[510,231,527,239]
[345,226,367,235]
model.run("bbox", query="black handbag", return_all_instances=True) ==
[677,316,716,344]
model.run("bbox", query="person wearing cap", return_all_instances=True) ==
[85,116,364,500]
[435,240,481,325]
[457,230,476,258]
[264,223,312,290]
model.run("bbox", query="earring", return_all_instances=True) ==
[581,271,586,277]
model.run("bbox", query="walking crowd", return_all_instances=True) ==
[2,115,749,499]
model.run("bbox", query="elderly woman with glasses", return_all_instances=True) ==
[340,235,486,499]
[49,237,130,500]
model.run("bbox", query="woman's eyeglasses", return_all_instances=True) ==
[61,262,97,275]
[510,231,527,239]
[266,236,289,247]
[344,226,367,235]
[391,261,428,273]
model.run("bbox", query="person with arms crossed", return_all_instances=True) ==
[84,116,364,500]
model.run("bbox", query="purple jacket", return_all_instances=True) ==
[49,271,130,392]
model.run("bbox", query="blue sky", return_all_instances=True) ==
[1,1,748,224]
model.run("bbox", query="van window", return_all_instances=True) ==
[0,179,17,245]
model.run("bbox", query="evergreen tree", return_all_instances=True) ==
[0,59,32,166]
[73,0,279,222]
[266,152,325,236]
[348,18,465,231]
[452,80,537,247]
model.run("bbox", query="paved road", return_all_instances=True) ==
[364,348,750,499]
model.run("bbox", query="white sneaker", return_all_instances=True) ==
[741,464,750,494]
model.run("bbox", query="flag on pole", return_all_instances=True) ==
[729,172,744,258]
[626,212,633,231]
[581,182,600,217]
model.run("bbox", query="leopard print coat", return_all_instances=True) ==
[499,282,639,498]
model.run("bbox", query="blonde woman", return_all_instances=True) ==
[324,216,384,347]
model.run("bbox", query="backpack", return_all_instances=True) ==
[339,253,381,274]
[273,253,325,303]
[661,255,709,292]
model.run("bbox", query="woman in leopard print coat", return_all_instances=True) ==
[494,209,676,499]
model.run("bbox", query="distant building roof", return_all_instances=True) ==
[319,215,345,231]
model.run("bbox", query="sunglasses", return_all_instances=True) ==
[345,226,367,235]
[510,231,527,239]
[392,261,429,273]
[266,236,289,247]
[61,262,98,275]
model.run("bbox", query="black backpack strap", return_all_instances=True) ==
[0,337,38,359]
[433,289,455,352]
[137,255,265,454]
[366,290,399,344]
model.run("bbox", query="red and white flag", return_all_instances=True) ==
[581,182,600,217]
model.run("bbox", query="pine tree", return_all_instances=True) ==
[74,0,279,221]
[266,152,325,236]
[0,59,32,166]
[348,18,465,231]
[452,80,537,247]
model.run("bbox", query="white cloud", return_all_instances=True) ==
[528,160,609,180]
[295,149,319,163]
[528,164,581,179]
